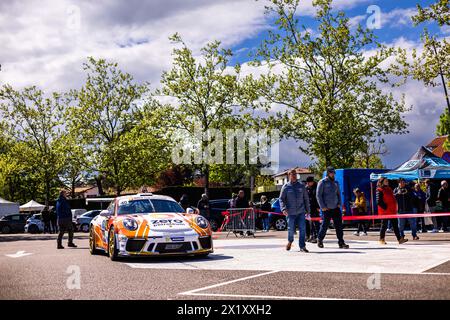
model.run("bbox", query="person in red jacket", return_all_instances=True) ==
[376,177,408,245]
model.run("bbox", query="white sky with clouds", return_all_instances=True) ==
[0,0,447,171]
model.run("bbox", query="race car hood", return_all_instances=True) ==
[135,212,192,232]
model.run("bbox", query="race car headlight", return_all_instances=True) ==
[123,218,139,231]
[195,216,209,229]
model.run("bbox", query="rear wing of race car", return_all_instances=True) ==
[85,197,115,209]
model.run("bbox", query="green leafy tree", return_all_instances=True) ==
[0,85,65,205]
[159,34,242,196]
[393,0,449,147]
[67,57,168,195]
[241,0,409,170]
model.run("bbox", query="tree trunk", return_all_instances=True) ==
[204,164,209,197]
[45,178,50,206]
[95,176,104,196]
[432,41,450,115]
[71,177,76,199]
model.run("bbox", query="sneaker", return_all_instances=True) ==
[339,243,349,249]
[310,238,318,244]
[413,236,420,240]
[68,243,77,248]
[386,229,393,233]
[431,229,439,233]
[286,242,292,251]
[317,241,324,248]
[57,244,64,249]
[361,232,368,236]
[399,238,409,244]
[300,247,309,253]
[353,231,360,236]
[379,239,386,245]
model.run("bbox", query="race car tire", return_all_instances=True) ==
[196,253,210,258]
[108,227,119,261]
[89,227,101,255]
[28,224,39,234]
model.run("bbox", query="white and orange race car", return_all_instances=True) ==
[89,193,213,260]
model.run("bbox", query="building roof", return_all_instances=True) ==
[426,135,449,158]
[74,186,97,193]
[272,167,313,178]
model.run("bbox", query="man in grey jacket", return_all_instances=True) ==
[316,167,349,249]
[279,169,310,252]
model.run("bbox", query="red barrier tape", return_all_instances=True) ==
[218,209,450,228]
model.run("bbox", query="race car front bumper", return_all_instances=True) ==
[116,230,213,256]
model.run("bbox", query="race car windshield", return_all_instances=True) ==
[117,199,184,215]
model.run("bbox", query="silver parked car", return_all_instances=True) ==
[76,210,101,232]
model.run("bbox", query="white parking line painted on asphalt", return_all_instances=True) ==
[179,270,279,295]
[5,250,33,258]
[126,238,450,275]
[180,292,354,300]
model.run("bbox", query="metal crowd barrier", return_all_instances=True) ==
[220,208,256,237]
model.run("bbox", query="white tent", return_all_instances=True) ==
[20,200,45,212]
[0,197,20,217]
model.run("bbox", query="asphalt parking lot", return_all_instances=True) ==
[1,230,449,300]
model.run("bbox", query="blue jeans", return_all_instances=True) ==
[398,211,417,238]
[262,217,270,231]
[287,214,306,249]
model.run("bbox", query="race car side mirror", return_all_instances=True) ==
[186,208,195,215]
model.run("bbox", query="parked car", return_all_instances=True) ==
[71,208,87,220]
[208,199,230,231]
[24,213,44,234]
[0,214,30,234]
[269,198,288,231]
[76,210,101,232]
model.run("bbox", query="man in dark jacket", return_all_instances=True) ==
[56,190,76,249]
[197,194,210,218]
[316,167,349,249]
[425,179,439,232]
[306,177,320,243]
[437,180,449,232]
[179,194,189,211]
[394,179,418,240]
[235,190,249,209]
[41,206,51,234]
[279,169,310,252]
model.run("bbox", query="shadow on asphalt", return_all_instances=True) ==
[120,253,234,264]
[0,234,88,242]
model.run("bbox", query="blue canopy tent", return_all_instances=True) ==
[370,146,450,182]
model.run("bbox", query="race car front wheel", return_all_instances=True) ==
[108,228,119,261]
[89,227,100,255]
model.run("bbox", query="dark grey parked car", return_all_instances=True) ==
[0,214,31,234]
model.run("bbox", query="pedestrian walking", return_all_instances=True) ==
[352,188,368,236]
[377,177,408,245]
[412,183,427,233]
[395,178,418,240]
[41,206,51,234]
[316,167,349,249]
[50,207,57,234]
[179,194,190,211]
[55,190,76,249]
[425,179,439,233]
[436,180,449,232]
[279,169,310,252]
[197,194,210,219]
[305,177,320,243]
[259,195,271,232]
